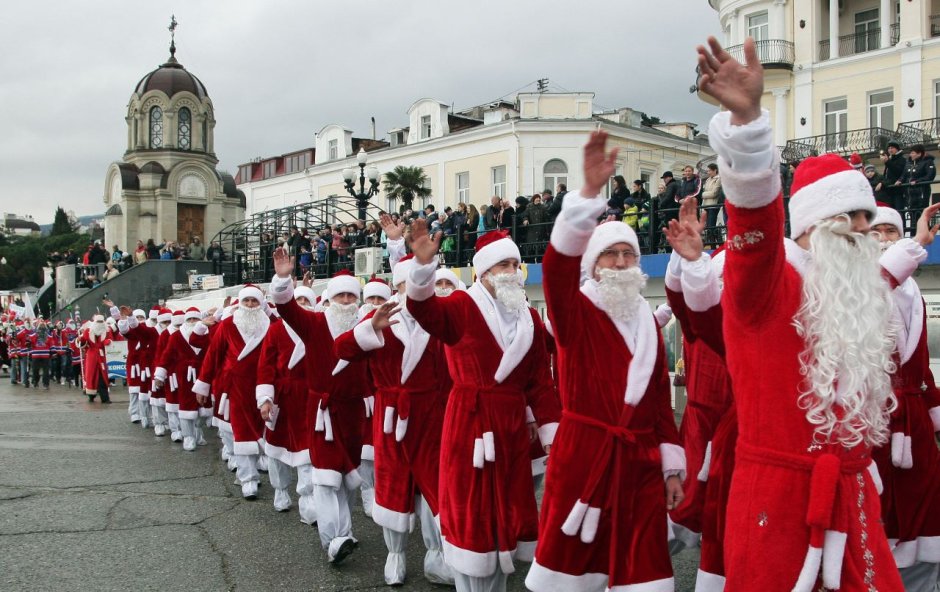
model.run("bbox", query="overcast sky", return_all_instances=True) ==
[1,0,721,224]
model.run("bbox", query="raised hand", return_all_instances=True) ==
[370,300,401,331]
[118,305,132,319]
[407,218,442,265]
[302,271,313,288]
[582,130,619,198]
[379,213,405,241]
[102,299,114,308]
[914,201,940,246]
[696,36,764,126]
[273,246,294,279]
[664,198,705,261]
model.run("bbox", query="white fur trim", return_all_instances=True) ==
[360,444,374,461]
[697,441,713,482]
[281,321,305,370]
[269,275,294,305]
[916,535,940,563]
[561,500,588,536]
[792,545,823,592]
[902,435,913,469]
[233,439,261,456]
[694,570,726,592]
[668,516,701,549]
[867,460,884,495]
[891,539,918,568]
[581,221,641,280]
[680,254,720,313]
[388,306,430,383]
[363,280,392,301]
[665,251,683,292]
[607,578,675,591]
[660,443,687,481]
[881,238,927,286]
[255,384,274,407]
[435,268,461,291]
[537,422,558,448]
[154,367,167,382]
[872,206,904,234]
[524,560,608,592]
[525,405,536,424]
[238,285,264,304]
[165,402,179,412]
[293,285,316,304]
[891,432,905,467]
[472,438,484,469]
[789,169,876,240]
[466,282,534,384]
[822,530,847,590]
[344,469,362,490]
[472,236,521,279]
[310,467,342,488]
[178,409,198,420]
[395,416,408,442]
[482,431,496,462]
[192,322,208,336]
[327,274,361,298]
[549,194,600,257]
[353,319,384,351]
[372,501,415,533]
[515,540,536,563]
[392,256,415,288]
[383,406,394,434]
[406,260,438,302]
[929,406,940,433]
[580,506,601,544]
[442,537,497,578]
[654,303,673,328]
[263,442,311,467]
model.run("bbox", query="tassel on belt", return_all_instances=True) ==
[451,384,525,471]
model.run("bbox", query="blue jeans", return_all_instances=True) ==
[17,358,29,385]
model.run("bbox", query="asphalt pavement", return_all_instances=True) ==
[0,378,700,591]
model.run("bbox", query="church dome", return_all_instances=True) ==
[133,51,208,99]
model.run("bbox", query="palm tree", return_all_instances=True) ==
[382,165,431,214]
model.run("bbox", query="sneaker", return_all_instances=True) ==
[154,424,166,437]
[170,431,182,442]
[241,482,258,500]
[328,536,356,565]
[182,437,196,452]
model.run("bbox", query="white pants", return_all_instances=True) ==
[296,464,317,525]
[152,405,169,429]
[234,454,260,486]
[128,388,139,419]
[417,495,454,585]
[383,527,408,585]
[453,572,507,592]
[138,395,151,428]
[268,457,292,492]
[168,410,180,434]
[180,418,197,440]
[900,562,939,592]
[359,459,375,517]
[313,483,354,551]
[219,430,234,459]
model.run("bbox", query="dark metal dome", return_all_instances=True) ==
[134,52,208,99]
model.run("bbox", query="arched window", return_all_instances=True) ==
[149,106,163,148]
[178,107,192,151]
[543,159,568,193]
[202,119,208,151]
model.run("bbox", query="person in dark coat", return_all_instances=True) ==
[882,141,907,210]
[607,175,629,217]
[900,144,937,229]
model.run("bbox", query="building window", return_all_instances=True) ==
[420,115,432,140]
[239,165,252,183]
[868,90,894,130]
[387,196,398,213]
[855,9,880,54]
[824,98,848,151]
[177,107,191,151]
[934,81,940,120]
[263,161,276,179]
[640,171,652,193]
[328,139,338,161]
[747,12,769,42]
[543,159,568,193]
[457,172,470,202]
[149,106,163,148]
[202,119,208,151]
[491,166,506,199]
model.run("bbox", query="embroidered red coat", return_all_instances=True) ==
[78,328,112,395]
[406,262,561,579]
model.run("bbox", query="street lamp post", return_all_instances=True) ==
[342,148,381,221]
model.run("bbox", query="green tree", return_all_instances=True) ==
[50,206,76,236]
[382,166,431,214]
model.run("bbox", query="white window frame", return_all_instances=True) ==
[824,97,849,152]
[491,166,506,199]
[854,8,880,53]
[420,115,432,140]
[543,159,569,194]
[328,139,338,161]
[457,171,470,203]
[746,11,769,42]
[933,80,940,119]
[868,89,894,130]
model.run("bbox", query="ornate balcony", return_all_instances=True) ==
[818,25,899,61]
[690,39,794,99]
[897,118,940,146]
[782,127,901,162]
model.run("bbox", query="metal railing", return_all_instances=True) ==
[782,127,901,161]
[726,39,795,69]
[930,15,940,38]
[897,118,940,145]
[818,27,897,61]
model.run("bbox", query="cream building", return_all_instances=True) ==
[702,0,940,158]
[236,93,713,219]
[103,41,245,252]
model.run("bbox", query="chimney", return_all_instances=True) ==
[371,117,376,140]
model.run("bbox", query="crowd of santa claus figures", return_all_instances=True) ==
[25,46,940,592]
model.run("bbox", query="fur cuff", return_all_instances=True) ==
[550,190,606,256]
[660,443,687,481]
[867,461,884,495]
[192,379,210,397]
[154,367,168,382]
[192,322,208,336]
[664,251,683,292]
[406,260,437,302]
[930,406,940,432]
[269,275,294,305]
[255,384,274,407]
[537,422,558,448]
[881,238,926,285]
[680,254,720,312]
[353,319,384,351]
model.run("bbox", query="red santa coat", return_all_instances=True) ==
[873,284,940,568]
[155,325,211,421]
[720,162,903,589]
[335,305,451,532]
[193,317,268,455]
[78,328,112,395]
[526,235,684,590]
[149,328,173,407]
[271,283,371,489]
[405,269,561,578]
[157,327,182,413]
[119,318,158,394]
[256,320,312,467]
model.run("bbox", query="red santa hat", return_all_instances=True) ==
[788,154,877,239]
[326,269,361,298]
[148,306,160,320]
[392,254,416,287]
[363,276,392,301]
[183,306,201,321]
[171,309,185,326]
[92,314,105,322]
[849,152,863,169]
[238,284,264,305]
[157,308,172,323]
[581,221,641,279]
[294,285,317,304]
[871,204,903,234]
[435,268,466,291]
[472,230,521,278]
[132,309,146,319]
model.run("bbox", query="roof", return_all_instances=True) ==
[134,53,209,100]
[4,219,40,231]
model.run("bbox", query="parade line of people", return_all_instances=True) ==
[18,38,940,592]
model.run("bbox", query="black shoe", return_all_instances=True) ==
[88,395,95,402]
[331,538,356,566]
[102,399,112,404]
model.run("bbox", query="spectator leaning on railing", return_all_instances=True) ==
[701,163,722,231]
[881,140,906,210]
[900,143,936,227]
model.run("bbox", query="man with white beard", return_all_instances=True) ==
[525,131,685,592]
[146,309,173,435]
[405,226,561,592]
[867,205,940,591]
[435,268,466,297]
[335,253,455,586]
[194,286,271,499]
[78,314,113,403]
[690,37,938,590]
[269,263,371,565]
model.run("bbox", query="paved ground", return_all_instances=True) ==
[0,378,700,591]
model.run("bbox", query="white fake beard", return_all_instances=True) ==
[435,286,455,297]
[878,239,896,254]
[594,267,648,323]
[180,321,197,340]
[359,303,377,316]
[794,217,898,448]
[90,322,107,339]
[233,305,267,339]
[487,272,527,313]
[296,300,315,312]
[326,302,359,333]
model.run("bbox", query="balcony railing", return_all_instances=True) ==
[931,14,940,38]
[782,127,901,161]
[818,26,898,61]
[726,39,795,69]
[897,118,940,145]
